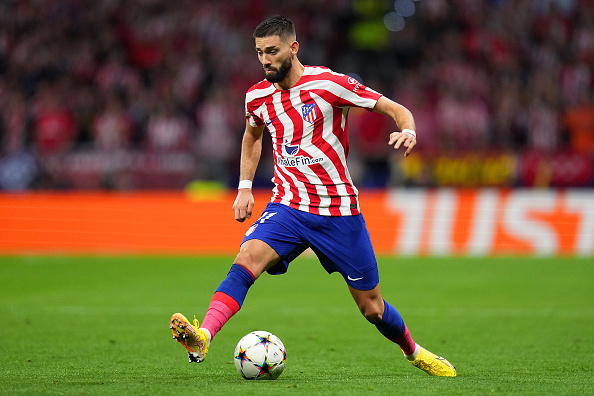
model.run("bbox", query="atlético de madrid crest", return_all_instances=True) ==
[301,103,319,124]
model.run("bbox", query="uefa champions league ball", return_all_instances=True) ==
[234,331,286,380]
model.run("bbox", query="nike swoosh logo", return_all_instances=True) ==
[347,275,364,281]
[265,117,277,126]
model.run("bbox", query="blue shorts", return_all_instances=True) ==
[241,202,379,291]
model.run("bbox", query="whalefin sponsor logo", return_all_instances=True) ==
[277,155,324,167]
[283,139,300,156]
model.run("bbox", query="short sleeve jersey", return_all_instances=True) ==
[245,66,382,216]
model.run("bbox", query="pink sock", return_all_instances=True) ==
[200,292,240,341]
[393,325,416,356]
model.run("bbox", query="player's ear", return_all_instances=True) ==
[290,40,299,57]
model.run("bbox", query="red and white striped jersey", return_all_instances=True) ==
[245,65,382,216]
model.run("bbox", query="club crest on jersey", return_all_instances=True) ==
[301,103,319,124]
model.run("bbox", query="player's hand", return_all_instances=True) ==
[388,131,416,157]
[233,189,255,222]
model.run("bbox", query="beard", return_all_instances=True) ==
[264,55,292,83]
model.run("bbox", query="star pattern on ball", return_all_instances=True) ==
[235,346,250,368]
[257,357,274,377]
[256,334,272,346]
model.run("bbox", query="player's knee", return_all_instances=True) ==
[358,302,384,324]
[235,240,281,279]
[234,250,262,279]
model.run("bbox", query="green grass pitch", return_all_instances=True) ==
[1,255,593,395]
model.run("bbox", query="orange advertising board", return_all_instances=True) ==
[0,189,592,256]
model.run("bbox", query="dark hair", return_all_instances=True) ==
[253,15,296,40]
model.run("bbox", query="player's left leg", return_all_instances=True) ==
[349,286,456,377]
[348,285,416,355]
[319,211,456,376]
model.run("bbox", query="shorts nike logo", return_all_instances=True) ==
[347,275,364,281]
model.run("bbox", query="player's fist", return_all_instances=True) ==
[233,189,254,222]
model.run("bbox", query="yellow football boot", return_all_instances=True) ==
[170,313,209,363]
[409,347,457,377]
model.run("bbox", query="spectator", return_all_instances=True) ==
[144,100,194,153]
[91,93,134,150]
[195,89,237,184]
[30,84,78,155]
[435,87,490,152]
[0,89,38,190]
[94,49,142,96]
[564,90,594,156]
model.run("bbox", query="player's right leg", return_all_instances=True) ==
[170,313,210,363]
[171,239,280,363]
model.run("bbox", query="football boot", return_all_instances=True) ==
[409,347,457,377]
[170,313,209,363]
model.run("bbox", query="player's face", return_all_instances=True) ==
[255,35,293,83]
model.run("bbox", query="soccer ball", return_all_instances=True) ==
[234,331,286,380]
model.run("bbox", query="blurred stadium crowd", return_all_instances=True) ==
[0,0,593,191]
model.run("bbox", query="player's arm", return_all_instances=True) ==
[373,96,417,157]
[233,121,265,222]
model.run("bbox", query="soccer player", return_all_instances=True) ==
[171,15,456,377]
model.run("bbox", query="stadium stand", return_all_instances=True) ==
[0,0,592,190]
